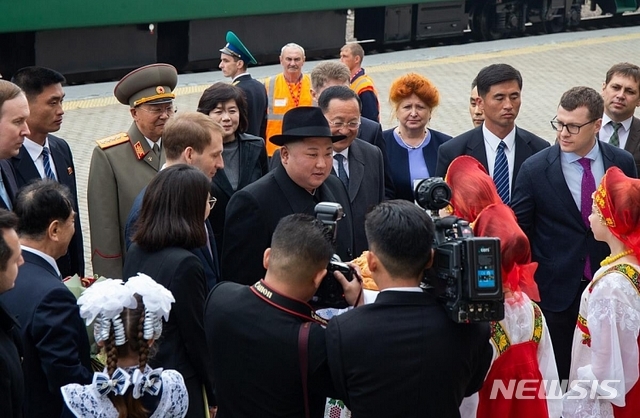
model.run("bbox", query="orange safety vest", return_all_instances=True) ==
[264,73,313,156]
[350,72,380,121]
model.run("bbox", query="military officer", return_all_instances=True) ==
[219,31,268,138]
[87,63,177,279]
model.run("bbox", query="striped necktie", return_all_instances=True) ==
[41,146,56,180]
[493,141,510,204]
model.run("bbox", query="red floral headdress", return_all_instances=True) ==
[593,167,640,256]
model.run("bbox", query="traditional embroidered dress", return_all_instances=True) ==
[460,293,562,418]
[61,365,189,418]
[563,263,640,418]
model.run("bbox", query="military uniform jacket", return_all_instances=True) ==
[87,122,165,279]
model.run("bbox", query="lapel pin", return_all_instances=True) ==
[67,167,73,175]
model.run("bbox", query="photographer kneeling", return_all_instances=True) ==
[326,200,493,418]
[204,213,362,418]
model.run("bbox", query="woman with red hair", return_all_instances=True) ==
[383,73,451,201]
[446,156,561,418]
[563,167,640,418]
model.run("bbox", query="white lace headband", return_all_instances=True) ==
[77,274,175,346]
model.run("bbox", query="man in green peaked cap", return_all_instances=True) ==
[219,31,267,138]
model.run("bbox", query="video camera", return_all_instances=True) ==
[310,202,355,309]
[414,177,504,323]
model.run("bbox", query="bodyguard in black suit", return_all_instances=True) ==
[219,31,268,137]
[326,200,492,417]
[511,87,638,381]
[435,64,549,203]
[0,181,92,418]
[206,214,362,418]
[10,67,84,277]
[222,107,354,285]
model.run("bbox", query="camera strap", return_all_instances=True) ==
[250,280,328,326]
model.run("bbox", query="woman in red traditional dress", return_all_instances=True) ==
[563,167,640,418]
[446,156,561,418]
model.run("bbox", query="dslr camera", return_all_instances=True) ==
[414,178,504,323]
[310,202,355,309]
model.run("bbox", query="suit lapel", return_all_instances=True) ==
[213,169,234,198]
[237,135,258,189]
[545,146,584,227]
[12,146,41,185]
[423,132,439,175]
[346,143,364,202]
[466,130,489,170]
[48,137,73,188]
[0,160,18,203]
[513,129,530,187]
[624,117,640,154]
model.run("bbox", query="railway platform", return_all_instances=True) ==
[56,26,640,275]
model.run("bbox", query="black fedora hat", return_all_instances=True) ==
[269,107,346,146]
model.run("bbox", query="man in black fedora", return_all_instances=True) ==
[221,106,354,285]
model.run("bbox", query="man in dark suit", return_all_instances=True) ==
[319,86,384,255]
[326,200,492,417]
[436,64,549,204]
[222,106,354,285]
[11,66,84,277]
[0,210,25,418]
[206,213,362,418]
[219,31,268,138]
[512,86,638,382]
[0,180,92,418]
[309,61,395,198]
[598,62,640,174]
[0,80,29,209]
[125,112,224,290]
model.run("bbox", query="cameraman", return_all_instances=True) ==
[326,200,493,417]
[204,213,362,418]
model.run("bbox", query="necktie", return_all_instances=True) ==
[0,169,12,210]
[41,146,56,180]
[578,157,596,280]
[334,154,349,190]
[152,143,161,157]
[493,141,510,204]
[609,122,622,147]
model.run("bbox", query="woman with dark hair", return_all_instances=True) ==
[197,82,268,252]
[563,167,640,418]
[61,276,187,418]
[123,164,215,418]
[383,73,451,201]
[445,156,561,418]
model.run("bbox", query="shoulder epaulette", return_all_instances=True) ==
[95,133,130,149]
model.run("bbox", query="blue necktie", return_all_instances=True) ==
[41,146,56,180]
[334,154,349,190]
[493,141,510,204]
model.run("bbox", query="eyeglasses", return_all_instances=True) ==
[328,120,361,130]
[208,197,217,210]
[138,105,177,116]
[550,117,598,135]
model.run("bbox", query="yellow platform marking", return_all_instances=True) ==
[62,31,640,111]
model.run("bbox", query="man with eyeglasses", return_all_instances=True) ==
[511,86,637,383]
[88,63,178,279]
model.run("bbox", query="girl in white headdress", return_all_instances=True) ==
[61,274,188,418]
